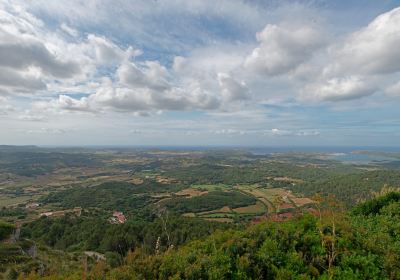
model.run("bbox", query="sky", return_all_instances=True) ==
[1,0,400,146]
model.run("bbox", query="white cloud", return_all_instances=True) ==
[244,23,325,76]
[300,7,400,103]
[271,128,292,136]
[213,128,246,135]
[302,76,377,102]
[0,31,80,79]
[2,1,400,146]
[40,76,221,113]
[25,128,67,134]
[34,95,92,113]
[328,7,400,76]
[270,128,320,136]
[0,4,84,96]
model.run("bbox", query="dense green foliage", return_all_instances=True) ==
[0,147,100,177]
[164,191,256,213]
[352,191,400,215]
[16,193,400,279]
[21,213,233,255]
[41,181,170,211]
[291,170,400,206]
[3,147,400,279]
[0,220,14,240]
[41,180,187,212]
[0,207,26,216]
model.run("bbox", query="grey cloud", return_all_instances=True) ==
[34,95,92,113]
[218,73,249,102]
[0,67,46,92]
[117,61,170,91]
[0,42,80,79]
[386,81,400,97]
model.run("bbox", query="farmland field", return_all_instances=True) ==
[232,201,266,214]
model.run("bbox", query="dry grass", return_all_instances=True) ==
[182,213,196,217]
[270,177,304,184]
[197,206,233,216]
[219,206,232,213]
[291,197,315,207]
[233,201,266,214]
[175,188,208,197]
[130,178,144,185]
[237,187,302,213]
[204,217,233,223]
[278,203,295,211]
[156,176,178,184]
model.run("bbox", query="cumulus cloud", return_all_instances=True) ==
[0,5,83,95]
[301,7,400,102]
[34,95,92,113]
[218,73,249,102]
[0,67,46,92]
[302,76,377,102]
[37,75,221,114]
[0,41,80,78]
[117,61,170,91]
[328,7,400,76]
[3,0,400,144]
[244,23,325,76]
[88,84,219,112]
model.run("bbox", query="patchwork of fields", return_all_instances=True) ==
[170,183,315,223]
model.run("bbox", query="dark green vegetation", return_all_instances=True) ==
[2,146,400,279]
[0,146,100,177]
[104,194,400,280]
[41,182,156,212]
[21,214,233,254]
[0,220,15,241]
[8,192,400,279]
[163,191,256,213]
[292,170,400,205]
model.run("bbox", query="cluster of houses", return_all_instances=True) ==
[28,201,126,225]
[108,211,126,224]
[25,202,40,210]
